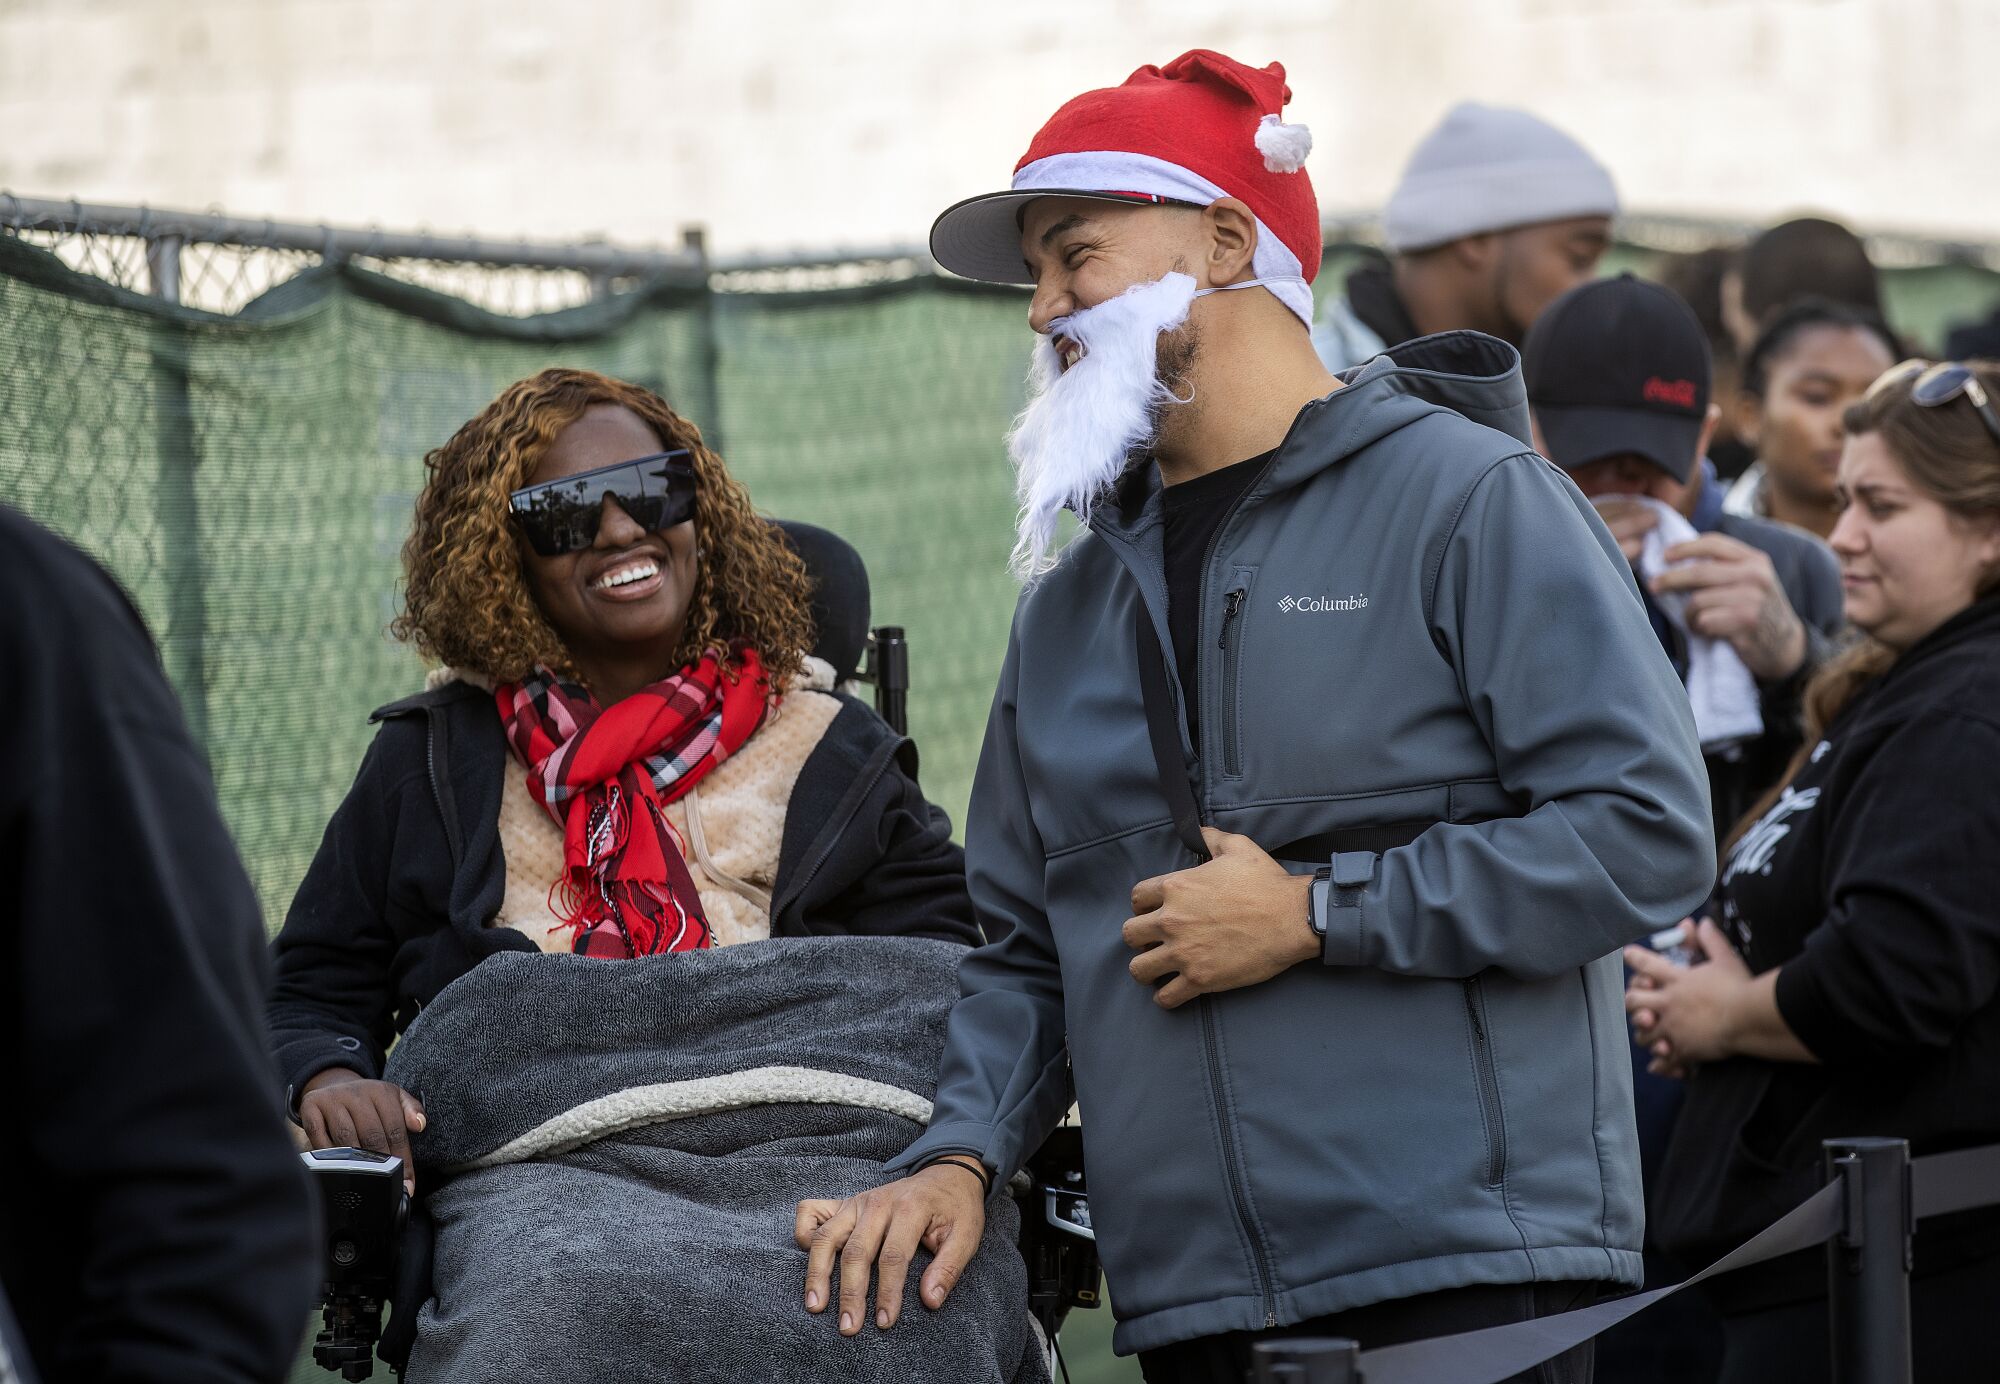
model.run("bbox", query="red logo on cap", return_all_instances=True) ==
[1643,377,1698,409]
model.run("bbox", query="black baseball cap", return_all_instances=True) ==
[1522,273,1712,484]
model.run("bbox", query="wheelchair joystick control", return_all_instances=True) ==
[1017,1127,1103,1342]
[301,1148,409,1381]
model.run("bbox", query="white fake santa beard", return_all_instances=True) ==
[1005,272,1202,578]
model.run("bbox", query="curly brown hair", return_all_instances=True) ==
[393,368,813,688]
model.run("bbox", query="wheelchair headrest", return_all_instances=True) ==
[770,519,871,686]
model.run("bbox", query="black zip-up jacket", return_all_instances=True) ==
[268,677,978,1103]
[1654,592,2000,1308]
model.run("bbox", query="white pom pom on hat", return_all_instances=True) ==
[1255,113,1313,174]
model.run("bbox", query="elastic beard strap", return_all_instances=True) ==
[1193,274,1311,303]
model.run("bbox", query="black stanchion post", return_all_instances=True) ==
[1822,1136,1913,1384]
[1248,1337,1361,1384]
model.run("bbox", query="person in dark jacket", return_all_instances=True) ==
[801,54,1713,1383]
[270,368,977,1191]
[1628,359,2000,1383]
[1312,102,1618,372]
[1524,275,1846,843]
[1523,273,1847,1384]
[1,505,318,1384]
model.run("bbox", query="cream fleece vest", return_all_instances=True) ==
[455,658,842,952]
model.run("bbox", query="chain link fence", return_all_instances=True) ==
[4,195,1998,1384]
[4,195,1999,942]
[0,197,1031,933]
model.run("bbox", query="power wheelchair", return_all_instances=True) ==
[299,520,1101,1380]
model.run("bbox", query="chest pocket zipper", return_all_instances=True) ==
[1220,585,1248,778]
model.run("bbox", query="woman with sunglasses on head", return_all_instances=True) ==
[268,367,977,1190]
[1627,360,2000,1382]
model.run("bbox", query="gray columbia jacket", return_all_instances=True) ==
[888,332,1715,1354]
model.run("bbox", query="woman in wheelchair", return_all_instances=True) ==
[269,369,1042,1382]
[273,364,976,1173]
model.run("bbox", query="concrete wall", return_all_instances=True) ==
[0,0,1990,254]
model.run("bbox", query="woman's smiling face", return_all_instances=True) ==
[518,403,699,675]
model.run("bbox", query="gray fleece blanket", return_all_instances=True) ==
[384,937,1048,1384]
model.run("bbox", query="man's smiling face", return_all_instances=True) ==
[1018,197,1205,363]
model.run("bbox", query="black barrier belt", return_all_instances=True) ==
[1911,1142,2000,1220]
[1352,1142,2000,1384]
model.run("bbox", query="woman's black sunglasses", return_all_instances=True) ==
[1884,360,2000,451]
[508,450,698,557]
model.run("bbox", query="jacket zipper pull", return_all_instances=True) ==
[1219,588,1246,649]
[1464,978,1485,1040]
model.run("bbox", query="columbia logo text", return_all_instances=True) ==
[1278,594,1368,613]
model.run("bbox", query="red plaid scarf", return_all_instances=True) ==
[495,648,771,958]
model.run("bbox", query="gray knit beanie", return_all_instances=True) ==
[1382,102,1619,253]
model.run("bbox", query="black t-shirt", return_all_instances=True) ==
[1161,453,1271,751]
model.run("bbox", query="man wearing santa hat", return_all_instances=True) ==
[797,52,1711,1382]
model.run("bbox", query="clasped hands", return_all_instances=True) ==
[1623,918,1759,1079]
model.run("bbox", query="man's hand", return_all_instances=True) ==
[298,1067,426,1193]
[1592,498,1659,565]
[796,1159,987,1334]
[1650,533,1809,682]
[1123,827,1317,1010]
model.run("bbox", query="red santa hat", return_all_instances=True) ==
[930,50,1319,325]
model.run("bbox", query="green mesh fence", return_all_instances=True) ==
[6,225,2000,939]
[5,220,1997,1384]
[0,232,1032,929]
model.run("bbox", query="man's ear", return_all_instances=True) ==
[1695,402,1721,461]
[1445,232,1500,274]
[1720,268,1758,355]
[1201,198,1260,286]
[1729,386,1762,450]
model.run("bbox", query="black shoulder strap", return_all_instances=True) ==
[1135,609,1212,862]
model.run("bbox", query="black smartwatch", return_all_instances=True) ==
[1306,865,1333,943]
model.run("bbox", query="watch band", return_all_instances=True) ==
[1308,866,1333,940]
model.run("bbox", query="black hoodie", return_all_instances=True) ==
[1654,592,2000,1308]
[267,677,978,1109]
[1,506,317,1384]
